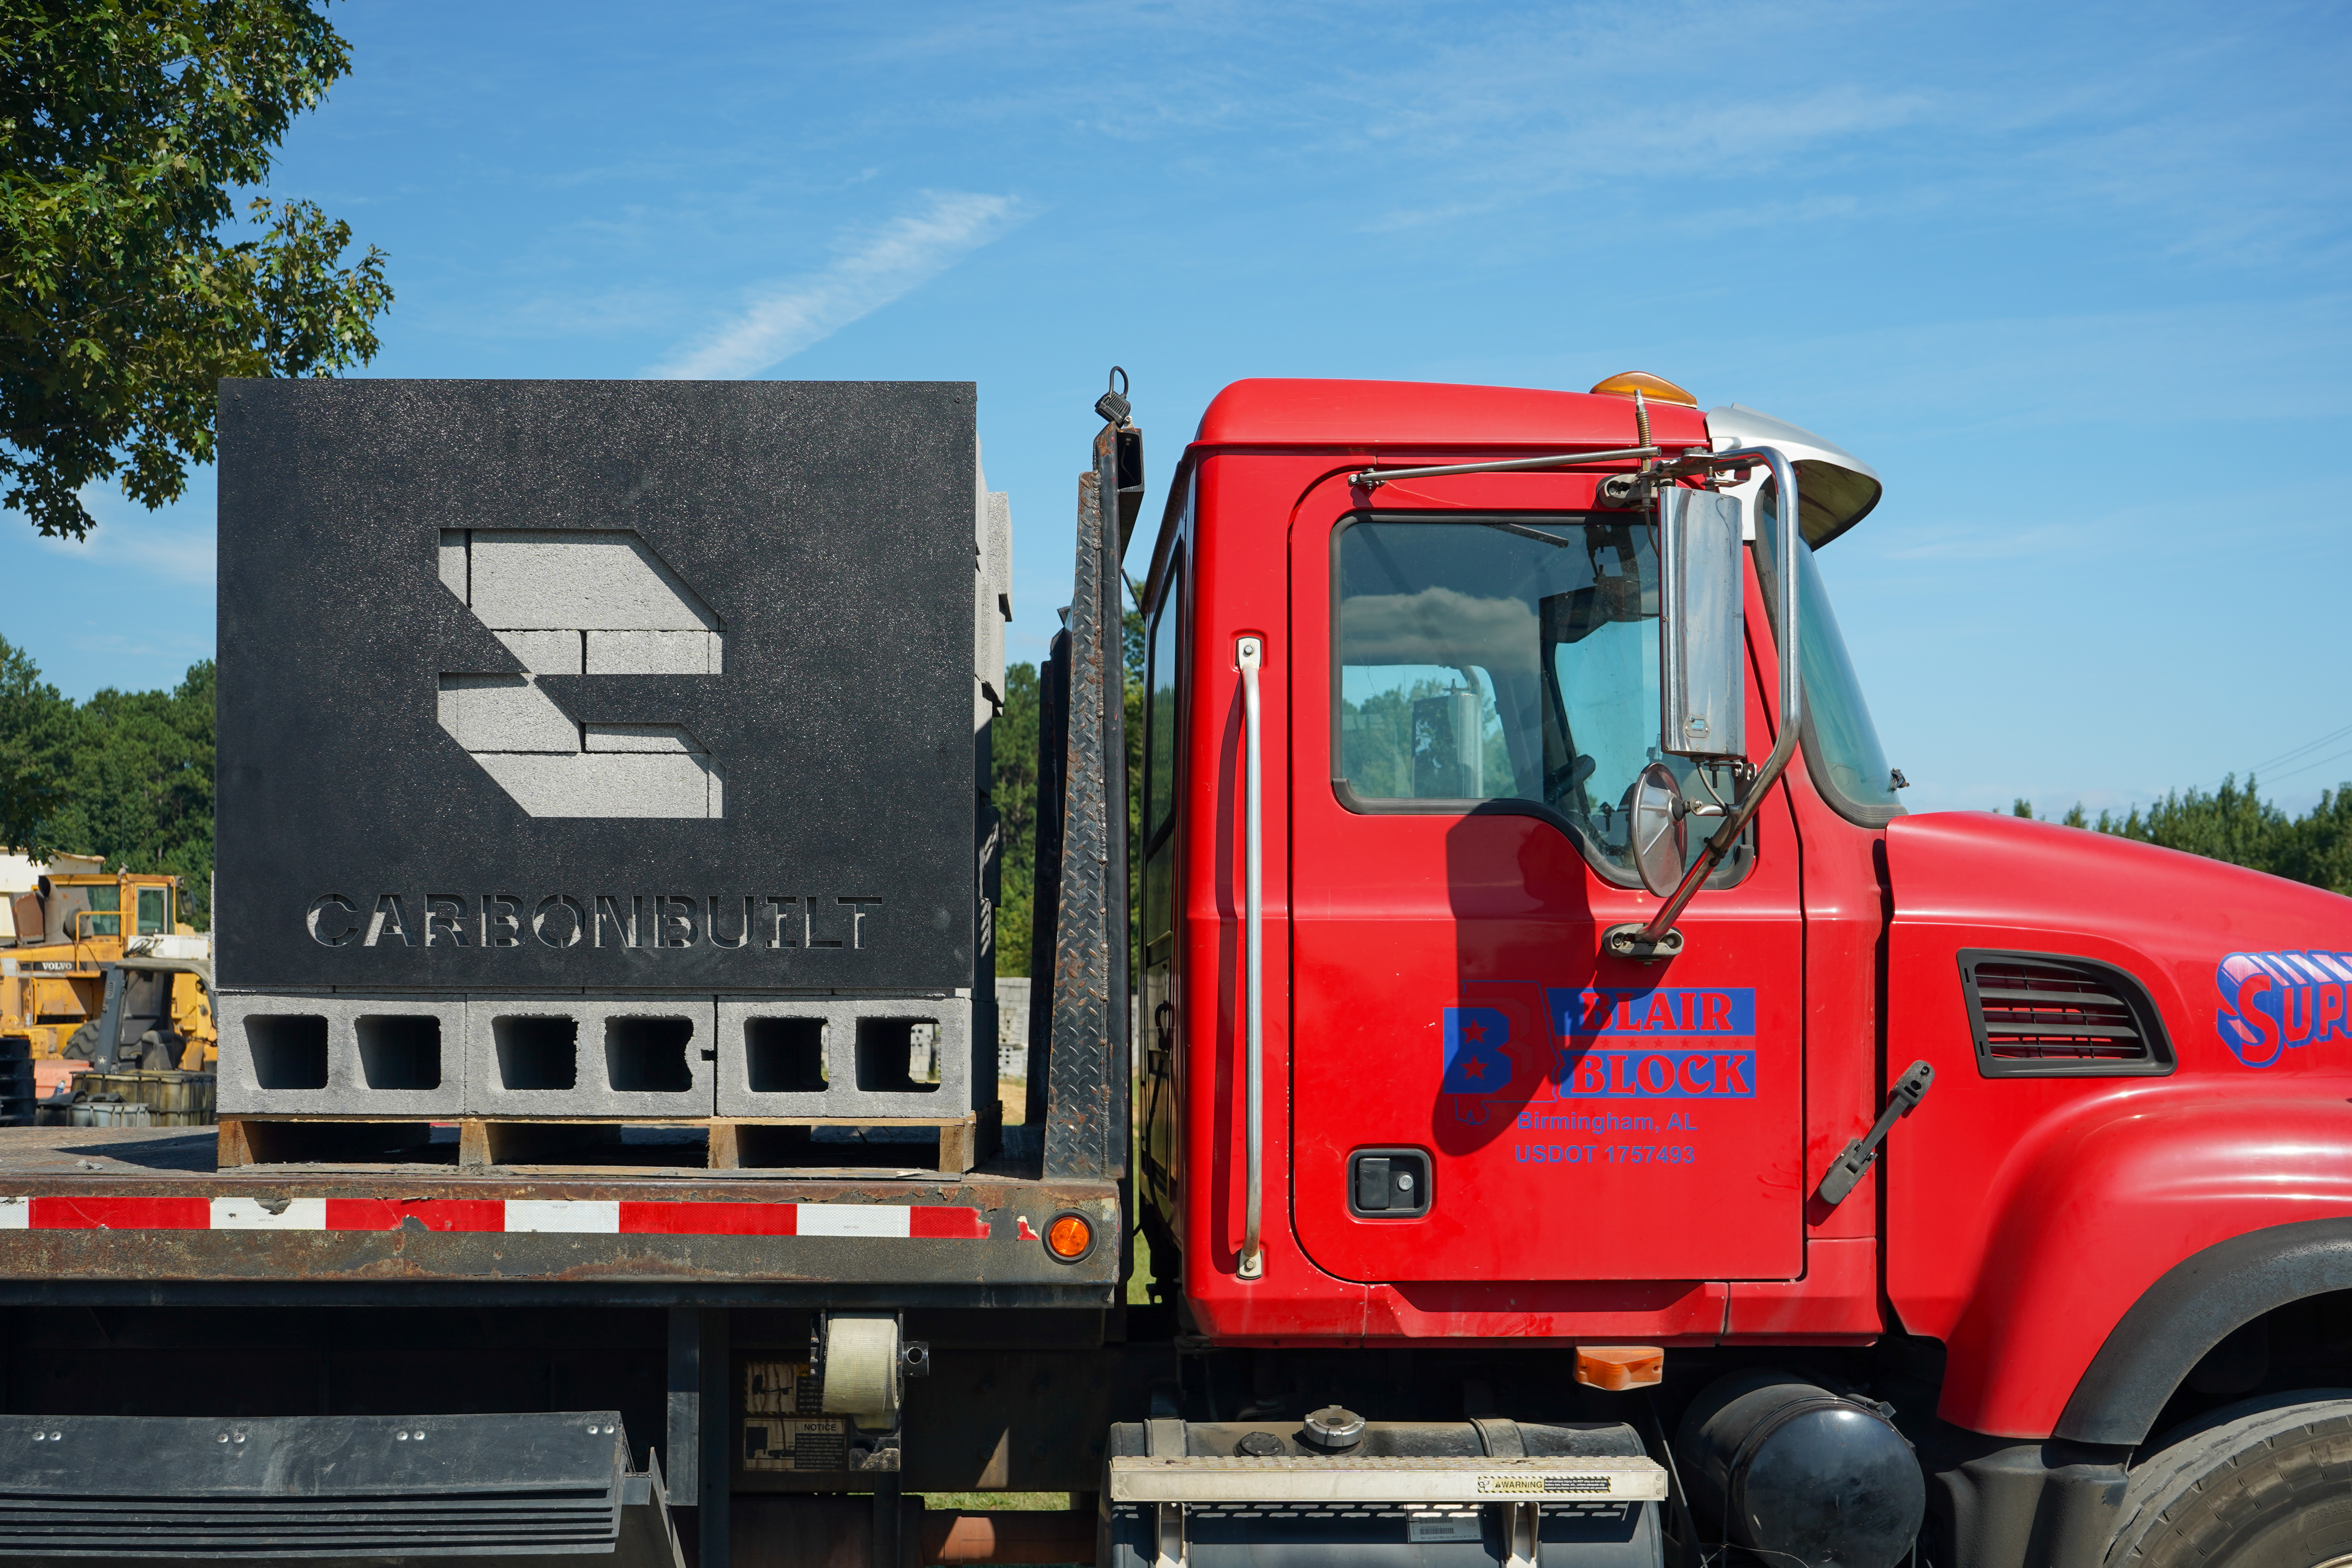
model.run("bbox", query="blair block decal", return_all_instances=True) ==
[1438,987,1762,1107]
[1548,987,1758,1099]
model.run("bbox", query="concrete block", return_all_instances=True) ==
[468,531,717,631]
[472,751,716,817]
[986,492,1012,613]
[494,629,584,674]
[714,996,971,1118]
[466,996,718,1116]
[584,724,703,753]
[217,993,467,1116]
[439,530,469,602]
[437,675,581,753]
[584,630,720,675]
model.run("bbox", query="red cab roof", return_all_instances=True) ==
[1192,377,1711,452]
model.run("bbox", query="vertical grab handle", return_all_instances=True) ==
[1236,635,1266,1280]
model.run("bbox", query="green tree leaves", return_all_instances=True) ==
[0,635,213,923]
[1,0,391,537]
[0,635,78,853]
[992,661,1040,978]
[2016,776,2352,896]
[988,585,1144,977]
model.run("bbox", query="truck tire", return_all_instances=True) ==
[2106,1394,2352,1568]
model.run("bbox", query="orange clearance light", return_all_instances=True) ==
[1588,372,1699,408]
[1045,1214,1093,1260]
[1575,1345,1664,1390]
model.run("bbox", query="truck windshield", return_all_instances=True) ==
[1753,485,1904,826]
[1333,514,1748,887]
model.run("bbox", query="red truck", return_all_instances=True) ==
[1,371,2345,1568]
[1117,372,2352,1568]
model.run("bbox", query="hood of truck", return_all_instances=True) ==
[1887,810,2352,1071]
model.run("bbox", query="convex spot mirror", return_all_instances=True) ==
[1631,762,1690,897]
[1659,488,1746,762]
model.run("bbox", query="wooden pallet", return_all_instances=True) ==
[216,1109,998,1174]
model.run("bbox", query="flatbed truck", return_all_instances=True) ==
[2,372,2348,1568]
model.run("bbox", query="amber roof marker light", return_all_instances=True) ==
[1045,1212,1095,1263]
[1589,372,1699,407]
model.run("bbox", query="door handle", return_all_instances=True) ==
[1237,634,1265,1280]
[1815,1060,1935,1206]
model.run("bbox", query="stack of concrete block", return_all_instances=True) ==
[217,995,973,1120]
[215,381,1000,1140]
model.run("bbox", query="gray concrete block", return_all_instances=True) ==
[437,675,581,753]
[217,993,468,1116]
[473,751,716,817]
[468,530,717,631]
[986,492,1012,613]
[466,996,718,1116]
[714,996,971,1118]
[995,976,1031,1051]
[584,630,719,675]
[973,478,1010,733]
[439,530,469,602]
[584,724,703,753]
[494,629,584,673]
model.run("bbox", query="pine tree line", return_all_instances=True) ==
[1,635,214,924]
[2013,777,2352,894]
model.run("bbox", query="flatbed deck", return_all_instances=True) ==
[0,1126,1116,1306]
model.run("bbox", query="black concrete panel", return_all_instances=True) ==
[217,379,976,991]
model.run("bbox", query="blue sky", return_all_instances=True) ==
[8,0,2349,817]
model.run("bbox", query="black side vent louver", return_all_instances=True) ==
[1957,950,2176,1078]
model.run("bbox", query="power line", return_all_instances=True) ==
[2261,740,2352,789]
[2242,720,2352,780]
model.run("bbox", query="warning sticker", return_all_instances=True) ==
[743,1360,826,1416]
[740,1360,846,1472]
[742,1417,850,1473]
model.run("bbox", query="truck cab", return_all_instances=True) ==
[1129,374,2352,1568]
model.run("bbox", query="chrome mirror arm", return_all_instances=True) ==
[1612,445,1802,957]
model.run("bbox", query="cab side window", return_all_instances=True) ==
[82,884,121,938]
[1334,514,1748,887]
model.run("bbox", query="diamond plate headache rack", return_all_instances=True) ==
[1107,1455,1668,1505]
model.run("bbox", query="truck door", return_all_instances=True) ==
[1285,486,1808,1283]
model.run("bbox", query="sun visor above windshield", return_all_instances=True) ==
[1705,404,1883,548]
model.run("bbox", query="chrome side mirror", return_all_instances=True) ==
[1658,488,1746,761]
[1609,449,1802,962]
[1630,762,1689,897]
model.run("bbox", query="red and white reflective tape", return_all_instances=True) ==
[0,1196,989,1239]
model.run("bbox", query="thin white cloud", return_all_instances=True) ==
[39,490,216,586]
[652,191,1028,379]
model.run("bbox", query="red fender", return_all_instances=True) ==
[1928,1091,2352,1436]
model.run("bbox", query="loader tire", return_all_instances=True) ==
[2105,1394,2352,1568]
